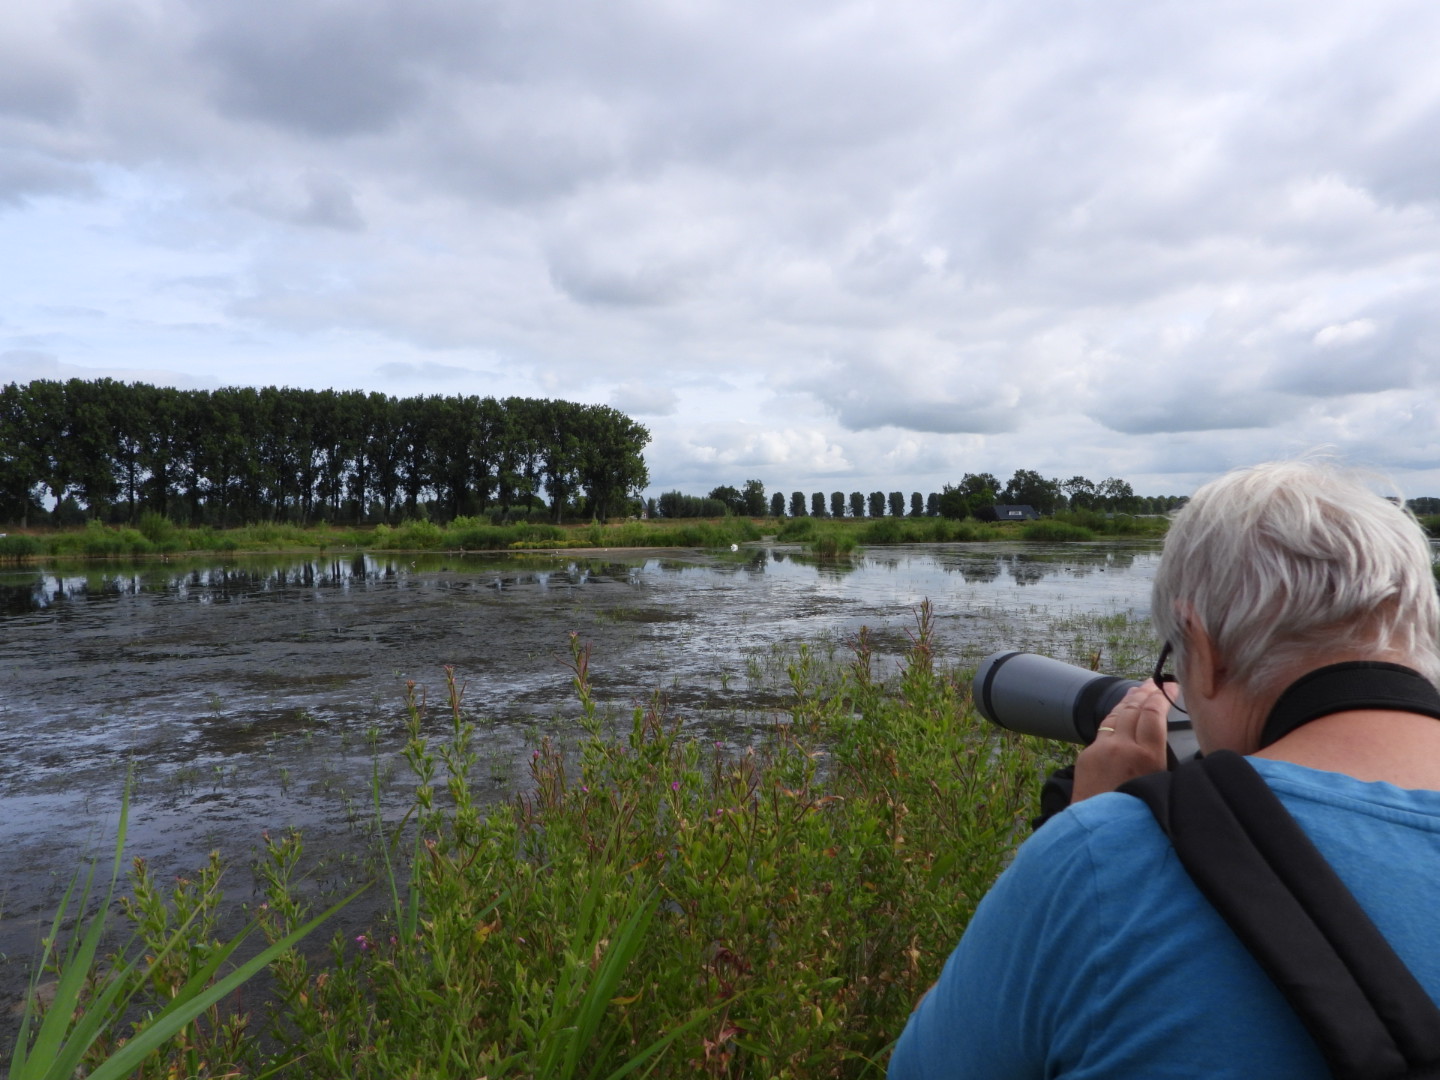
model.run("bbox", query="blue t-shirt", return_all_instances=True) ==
[888,758,1440,1079]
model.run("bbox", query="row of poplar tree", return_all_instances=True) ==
[654,472,1187,519]
[0,379,651,527]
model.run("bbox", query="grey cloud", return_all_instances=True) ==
[0,54,80,124]
[548,255,685,308]
[375,360,477,382]
[189,2,455,137]
[0,151,94,206]
[609,382,677,417]
[790,340,1027,436]
[233,172,364,231]
[828,397,1018,436]
[1089,392,1282,437]
[1265,311,1439,397]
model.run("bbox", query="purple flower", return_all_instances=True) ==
[671,781,680,791]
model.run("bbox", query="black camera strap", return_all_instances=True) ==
[1121,751,1440,1080]
[1259,661,1440,749]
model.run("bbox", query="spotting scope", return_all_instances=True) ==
[974,651,1199,759]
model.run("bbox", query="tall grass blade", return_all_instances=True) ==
[8,778,359,1080]
[12,779,130,1078]
[82,890,360,1080]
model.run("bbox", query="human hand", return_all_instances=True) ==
[1072,682,1171,801]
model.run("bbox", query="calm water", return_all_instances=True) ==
[0,540,1161,1019]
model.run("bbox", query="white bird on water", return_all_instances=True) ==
[730,544,738,551]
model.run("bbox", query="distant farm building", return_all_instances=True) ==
[988,504,1040,521]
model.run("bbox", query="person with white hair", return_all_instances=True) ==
[889,460,1440,1079]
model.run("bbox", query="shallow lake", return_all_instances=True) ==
[0,540,1162,1019]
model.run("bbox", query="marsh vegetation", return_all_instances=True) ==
[3,543,1165,1074]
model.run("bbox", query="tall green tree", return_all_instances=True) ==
[868,491,885,518]
[888,491,904,517]
[0,382,45,525]
[741,480,767,517]
[937,485,969,519]
[1061,475,1097,511]
[1002,469,1061,515]
[1097,476,1136,513]
[811,492,827,517]
[708,485,744,515]
[959,473,999,517]
[770,491,785,517]
[830,491,845,518]
[849,492,865,519]
[790,491,807,517]
[576,405,649,520]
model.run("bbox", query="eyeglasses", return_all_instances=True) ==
[1152,641,1188,714]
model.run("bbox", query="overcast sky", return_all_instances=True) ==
[4,0,1440,499]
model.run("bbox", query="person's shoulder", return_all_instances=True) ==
[1005,786,1175,891]
[1038,787,1166,848]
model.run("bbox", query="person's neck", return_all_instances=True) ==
[1254,709,1440,790]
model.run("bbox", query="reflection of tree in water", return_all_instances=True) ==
[1001,548,1141,585]
[1008,558,1048,586]
[790,554,859,579]
[0,575,46,615]
[956,559,1003,584]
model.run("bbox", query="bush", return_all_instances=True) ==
[859,517,905,544]
[138,511,176,544]
[776,518,816,542]
[0,534,39,560]
[1021,520,1095,542]
[384,519,446,549]
[811,529,858,556]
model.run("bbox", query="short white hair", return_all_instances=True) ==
[1153,460,1440,693]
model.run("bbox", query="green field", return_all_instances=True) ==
[0,509,1175,564]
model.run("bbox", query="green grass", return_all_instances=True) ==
[1041,510,1169,538]
[778,517,1009,546]
[2,515,768,560]
[1020,519,1095,541]
[7,510,1165,561]
[13,610,1048,1077]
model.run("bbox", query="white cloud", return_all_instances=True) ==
[5,0,1440,495]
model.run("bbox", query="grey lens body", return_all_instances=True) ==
[975,651,1197,758]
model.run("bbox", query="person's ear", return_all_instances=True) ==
[1185,622,1224,701]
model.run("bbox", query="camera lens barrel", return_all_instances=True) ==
[974,651,1140,744]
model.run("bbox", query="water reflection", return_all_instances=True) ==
[0,545,1157,617]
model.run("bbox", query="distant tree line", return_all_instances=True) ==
[646,471,1189,520]
[0,379,650,527]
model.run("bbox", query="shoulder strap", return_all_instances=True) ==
[1120,752,1440,1080]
